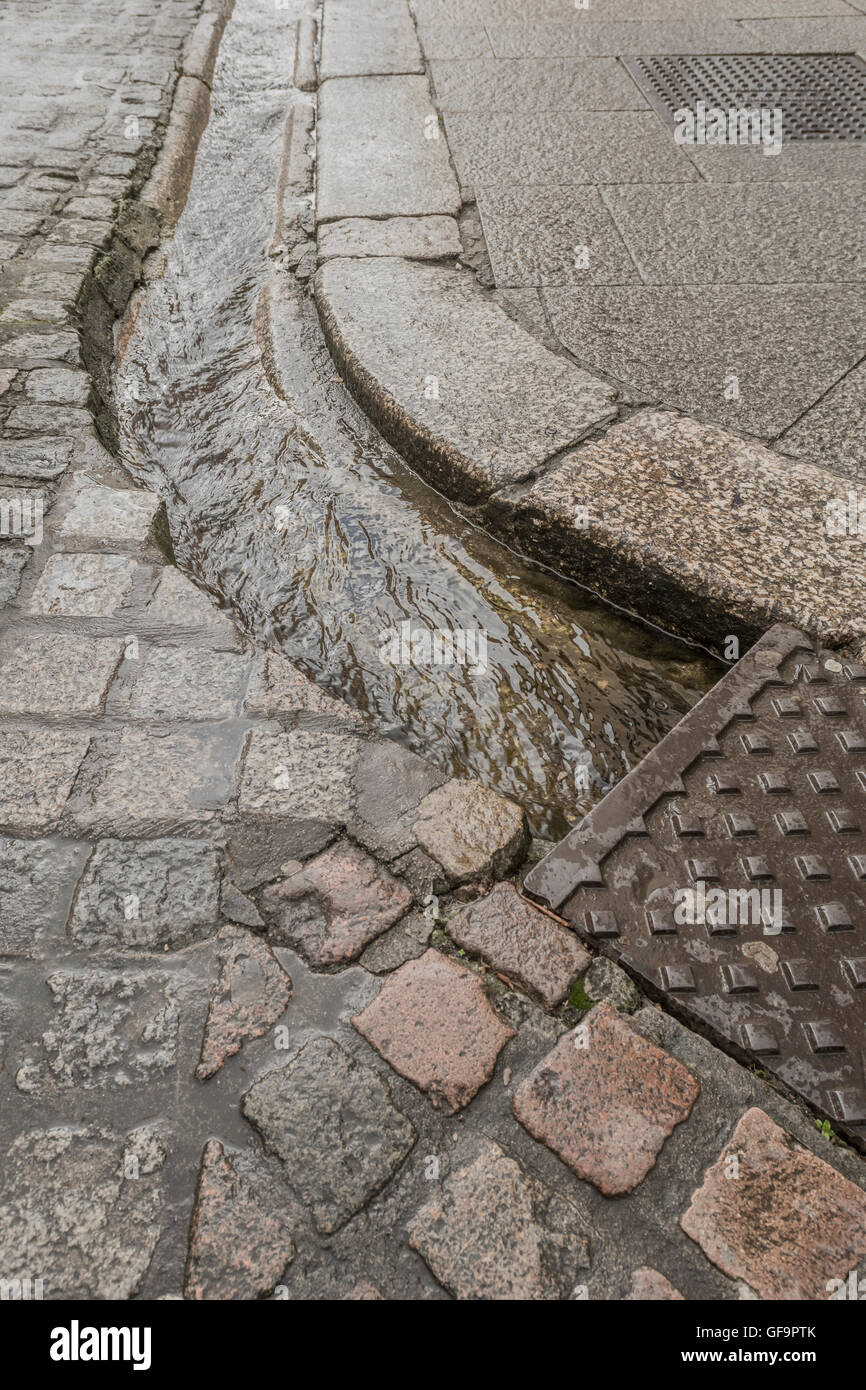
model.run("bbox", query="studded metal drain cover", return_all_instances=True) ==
[622,53,866,140]
[526,625,866,1149]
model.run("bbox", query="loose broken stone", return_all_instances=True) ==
[352,948,515,1113]
[629,1267,685,1300]
[408,1140,589,1300]
[681,1107,866,1301]
[196,927,293,1081]
[0,1125,165,1300]
[185,1140,295,1300]
[350,737,446,859]
[359,909,432,974]
[512,1003,699,1195]
[262,839,413,966]
[220,880,263,928]
[69,837,221,952]
[241,1037,416,1234]
[412,778,529,884]
[447,882,589,1007]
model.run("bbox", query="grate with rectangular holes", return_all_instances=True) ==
[622,52,866,140]
[525,625,866,1151]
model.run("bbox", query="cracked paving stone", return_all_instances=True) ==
[185,1140,295,1300]
[408,1139,589,1301]
[359,908,432,974]
[629,1267,685,1300]
[196,927,293,1081]
[241,1036,416,1234]
[0,726,90,831]
[0,836,90,958]
[15,967,182,1094]
[350,737,446,859]
[412,777,529,884]
[447,881,589,1008]
[238,728,360,821]
[261,838,413,966]
[352,948,515,1113]
[0,632,123,716]
[513,1002,699,1195]
[681,1108,866,1301]
[27,552,140,617]
[58,473,163,542]
[0,1125,165,1300]
[127,645,250,721]
[69,837,221,952]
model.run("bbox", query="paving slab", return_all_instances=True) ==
[742,14,866,49]
[513,1002,700,1195]
[352,948,515,1112]
[602,181,866,285]
[238,727,360,821]
[196,928,293,1081]
[407,1139,589,1300]
[315,256,617,503]
[241,1036,417,1234]
[319,0,423,79]
[477,184,640,288]
[0,632,123,715]
[447,881,590,1007]
[682,141,866,183]
[483,20,768,59]
[144,566,240,644]
[27,552,141,617]
[429,55,647,111]
[126,645,249,721]
[0,436,74,480]
[488,410,866,653]
[681,1107,866,1299]
[0,548,27,606]
[543,284,866,437]
[243,651,363,724]
[443,111,698,188]
[185,1140,295,1300]
[260,839,413,966]
[0,726,90,831]
[69,837,221,952]
[316,76,461,223]
[777,361,866,485]
[0,1125,165,1300]
[317,215,461,262]
[524,627,866,1148]
[0,836,90,958]
[58,472,163,542]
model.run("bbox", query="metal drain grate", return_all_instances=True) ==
[525,626,866,1151]
[622,52,866,140]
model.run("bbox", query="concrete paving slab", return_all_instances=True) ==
[477,184,640,287]
[602,181,866,285]
[0,632,123,716]
[315,255,617,502]
[413,20,492,58]
[683,141,866,183]
[316,76,461,222]
[742,14,866,49]
[443,110,699,187]
[543,283,866,437]
[429,56,648,111]
[320,0,423,78]
[777,360,866,483]
[28,552,141,617]
[483,20,770,59]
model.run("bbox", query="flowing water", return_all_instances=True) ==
[115,0,721,839]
